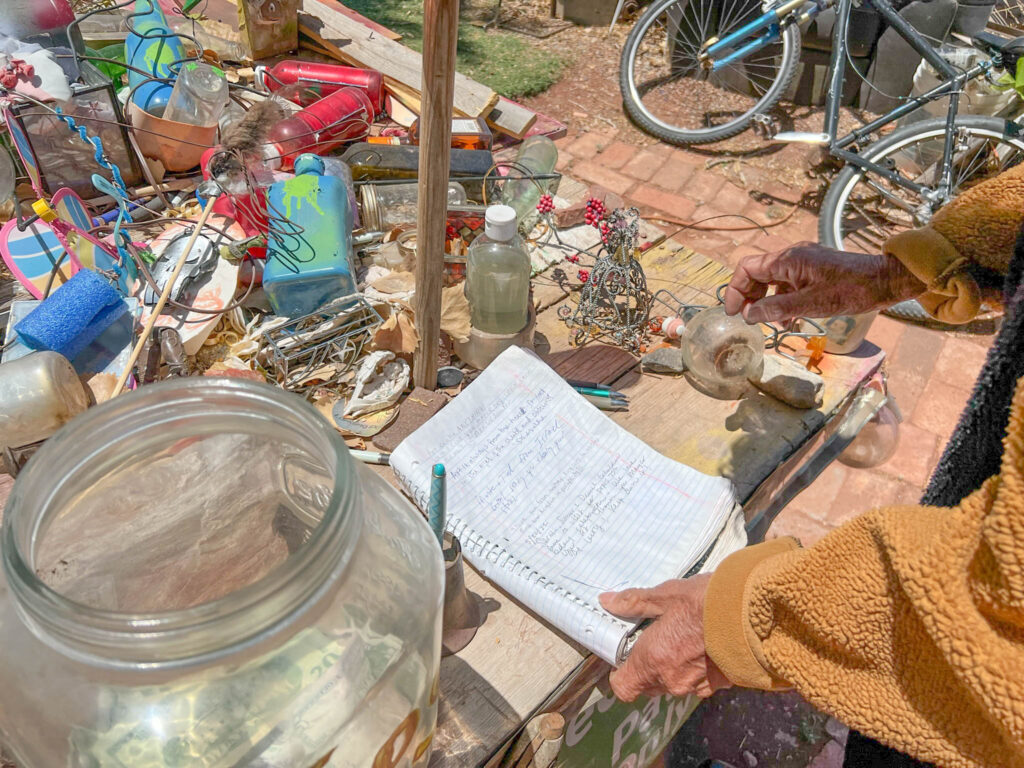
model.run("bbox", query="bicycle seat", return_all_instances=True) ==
[972,30,1024,71]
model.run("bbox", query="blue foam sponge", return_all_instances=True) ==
[16,269,129,363]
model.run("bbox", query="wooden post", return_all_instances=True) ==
[413,0,459,389]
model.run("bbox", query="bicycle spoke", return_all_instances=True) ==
[622,0,795,141]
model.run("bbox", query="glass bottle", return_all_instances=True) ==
[0,377,443,767]
[264,153,356,317]
[267,87,374,170]
[162,61,229,127]
[340,142,494,200]
[125,0,185,114]
[359,180,467,231]
[256,60,384,114]
[409,117,492,150]
[466,204,531,334]
[500,135,558,220]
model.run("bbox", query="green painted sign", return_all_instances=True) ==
[556,691,699,768]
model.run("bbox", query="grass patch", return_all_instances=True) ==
[344,0,564,98]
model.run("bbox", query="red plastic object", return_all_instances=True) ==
[256,60,384,114]
[267,86,374,169]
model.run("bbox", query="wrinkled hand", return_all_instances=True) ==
[722,242,925,324]
[599,574,731,702]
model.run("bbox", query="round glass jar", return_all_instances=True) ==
[0,378,443,768]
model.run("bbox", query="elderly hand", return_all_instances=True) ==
[599,574,731,702]
[722,242,925,324]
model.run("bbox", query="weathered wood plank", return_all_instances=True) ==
[299,0,500,118]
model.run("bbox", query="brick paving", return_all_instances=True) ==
[554,129,996,768]
[555,130,995,555]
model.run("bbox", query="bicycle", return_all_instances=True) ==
[619,0,1024,252]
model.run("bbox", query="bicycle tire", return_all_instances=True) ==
[619,0,801,145]
[820,115,1024,249]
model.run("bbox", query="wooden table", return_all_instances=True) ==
[0,240,885,768]
[422,240,886,767]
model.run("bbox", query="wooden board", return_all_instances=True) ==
[534,241,885,502]
[299,0,499,118]
[325,0,403,41]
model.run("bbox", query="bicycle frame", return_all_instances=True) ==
[700,0,1002,203]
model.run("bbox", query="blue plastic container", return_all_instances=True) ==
[264,154,356,317]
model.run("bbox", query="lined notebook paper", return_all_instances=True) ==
[390,346,737,664]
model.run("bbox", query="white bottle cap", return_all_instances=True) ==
[484,204,517,241]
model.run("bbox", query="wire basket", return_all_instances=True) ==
[259,295,385,395]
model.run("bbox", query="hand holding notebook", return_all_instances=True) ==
[390,346,739,664]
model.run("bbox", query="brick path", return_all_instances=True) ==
[555,130,994,550]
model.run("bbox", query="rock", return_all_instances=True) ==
[750,354,824,409]
[742,750,758,767]
[641,346,686,374]
[825,718,849,745]
[553,185,627,229]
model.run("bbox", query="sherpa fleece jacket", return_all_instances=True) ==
[703,163,1024,768]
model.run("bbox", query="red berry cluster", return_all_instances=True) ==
[583,197,606,226]
[566,253,580,264]
[577,269,590,284]
[536,193,555,214]
[445,223,458,241]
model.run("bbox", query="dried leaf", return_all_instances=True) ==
[440,284,471,343]
[372,309,419,355]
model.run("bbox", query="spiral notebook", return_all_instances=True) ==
[390,346,738,664]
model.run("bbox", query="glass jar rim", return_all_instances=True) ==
[1,378,360,670]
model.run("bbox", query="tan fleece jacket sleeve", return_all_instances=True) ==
[704,378,1024,768]
[883,162,1024,324]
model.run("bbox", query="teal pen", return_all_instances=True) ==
[573,385,628,400]
[427,464,446,547]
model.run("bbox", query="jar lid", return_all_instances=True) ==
[360,184,381,231]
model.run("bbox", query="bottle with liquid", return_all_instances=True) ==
[264,153,356,317]
[256,60,384,114]
[409,117,492,150]
[500,135,558,221]
[162,61,229,127]
[465,205,531,334]
[340,142,494,200]
[266,86,374,170]
[125,0,186,114]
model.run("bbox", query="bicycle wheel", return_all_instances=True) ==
[619,0,801,145]
[820,115,1024,251]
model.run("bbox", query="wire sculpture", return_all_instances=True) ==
[557,206,652,353]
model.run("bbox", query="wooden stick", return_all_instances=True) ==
[112,196,218,396]
[412,0,459,390]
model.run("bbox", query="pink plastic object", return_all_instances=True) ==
[267,86,374,169]
[256,60,384,114]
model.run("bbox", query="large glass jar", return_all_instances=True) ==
[0,378,443,767]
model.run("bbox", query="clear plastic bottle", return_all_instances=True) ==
[162,61,229,127]
[466,204,531,334]
[0,377,443,767]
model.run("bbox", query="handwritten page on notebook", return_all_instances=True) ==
[390,346,736,663]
